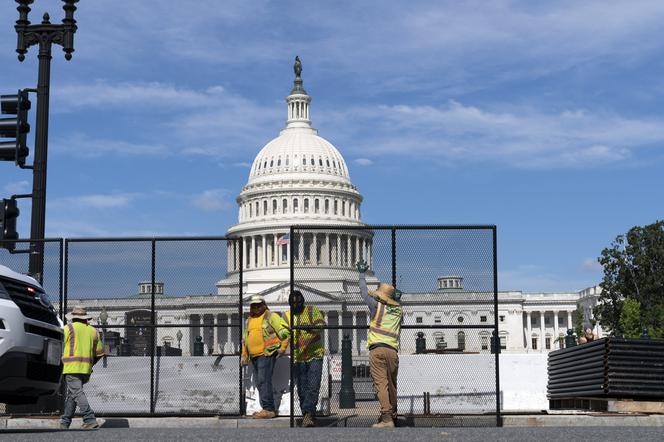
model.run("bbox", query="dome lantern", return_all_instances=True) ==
[286,56,312,129]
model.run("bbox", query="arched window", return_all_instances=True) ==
[263,200,267,215]
[249,204,253,218]
[302,156,306,165]
[277,158,281,166]
[457,331,466,351]
[334,200,338,215]
[326,159,330,167]
[270,159,274,167]
[314,199,320,213]
[282,198,288,213]
[325,199,330,214]
[272,199,277,214]
[310,157,315,165]
[304,198,309,213]
[319,158,323,166]
[342,201,346,216]
[285,156,289,166]
[264,160,267,168]
[294,199,299,213]
[255,202,259,217]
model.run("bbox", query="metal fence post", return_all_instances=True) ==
[493,226,502,426]
[289,226,295,428]
[238,238,245,416]
[391,227,397,288]
[150,239,156,414]
[62,239,68,321]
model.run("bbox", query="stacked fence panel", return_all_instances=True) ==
[547,337,664,400]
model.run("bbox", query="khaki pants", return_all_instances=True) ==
[369,346,399,418]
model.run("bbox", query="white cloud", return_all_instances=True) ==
[50,193,138,210]
[324,101,664,169]
[581,258,603,273]
[52,133,169,158]
[353,158,373,166]
[3,180,30,195]
[192,189,233,211]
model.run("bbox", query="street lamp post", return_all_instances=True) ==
[13,1,79,282]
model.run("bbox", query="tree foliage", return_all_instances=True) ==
[594,220,664,338]
[618,298,642,338]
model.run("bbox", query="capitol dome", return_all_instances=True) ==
[218,57,373,296]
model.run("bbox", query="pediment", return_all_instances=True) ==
[243,282,340,305]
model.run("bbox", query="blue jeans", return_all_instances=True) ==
[61,374,96,426]
[252,355,276,411]
[295,359,323,415]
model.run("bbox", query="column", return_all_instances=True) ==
[286,234,291,266]
[251,236,256,269]
[567,311,572,331]
[539,311,545,353]
[262,235,266,268]
[553,310,560,345]
[367,241,372,268]
[313,234,319,265]
[275,235,280,266]
[299,233,305,265]
[336,235,341,266]
[354,236,359,265]
[526,311,532,350]
[346,236,351,267]
[325,234,330,266]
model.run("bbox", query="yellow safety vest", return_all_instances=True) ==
[241,310,289,361]
[368,302,402,351]
[283,306,326,362]
[62,322,103,375]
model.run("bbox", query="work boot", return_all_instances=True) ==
[59,423,69,430]
[252,409,276,419]
[372,414,395,428]
[302,412,315,427]
[81,421,100,430]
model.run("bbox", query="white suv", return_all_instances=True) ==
[0,264,64,404]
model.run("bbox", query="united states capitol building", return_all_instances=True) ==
[67,60,603,357]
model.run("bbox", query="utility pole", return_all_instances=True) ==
[13,0,79,282]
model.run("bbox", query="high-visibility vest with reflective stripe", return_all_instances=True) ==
[241,310,289,361]
[368,302,402,351]
[62,321,103,375]
[283,306,326,362]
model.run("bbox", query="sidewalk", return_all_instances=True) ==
[1,414,664,429]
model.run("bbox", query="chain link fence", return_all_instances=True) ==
[1,227,499,426]
[288,226,499,427]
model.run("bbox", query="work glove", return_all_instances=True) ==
[355,260,369,273]
[240,356,249,367]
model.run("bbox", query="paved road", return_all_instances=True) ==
[1,427,662,441]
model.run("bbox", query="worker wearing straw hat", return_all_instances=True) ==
[357,260,403,428]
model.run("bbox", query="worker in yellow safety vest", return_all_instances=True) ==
[281,290,326,427]
[60,306,105,430]
[241,294,290,419]
[357,260,403,428]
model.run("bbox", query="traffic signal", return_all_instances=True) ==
[0,198,19,251]
[0,90,31,166]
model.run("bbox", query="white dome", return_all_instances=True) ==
[248,129,350,184]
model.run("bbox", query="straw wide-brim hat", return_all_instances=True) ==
[369,283,400,306]
[249,294,265,305]
[66,305,93,321]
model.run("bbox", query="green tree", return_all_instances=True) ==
[573,304,584,336]
[594,220,664,338]
[618,298,642,338]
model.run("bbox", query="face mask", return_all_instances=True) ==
[292,295,305,314]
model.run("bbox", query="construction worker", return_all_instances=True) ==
[281,290,326,427]
[60,306,104,430]
[241,294,290,419]
[356,261,403,428]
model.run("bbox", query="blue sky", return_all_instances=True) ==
[1,0,663,292]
